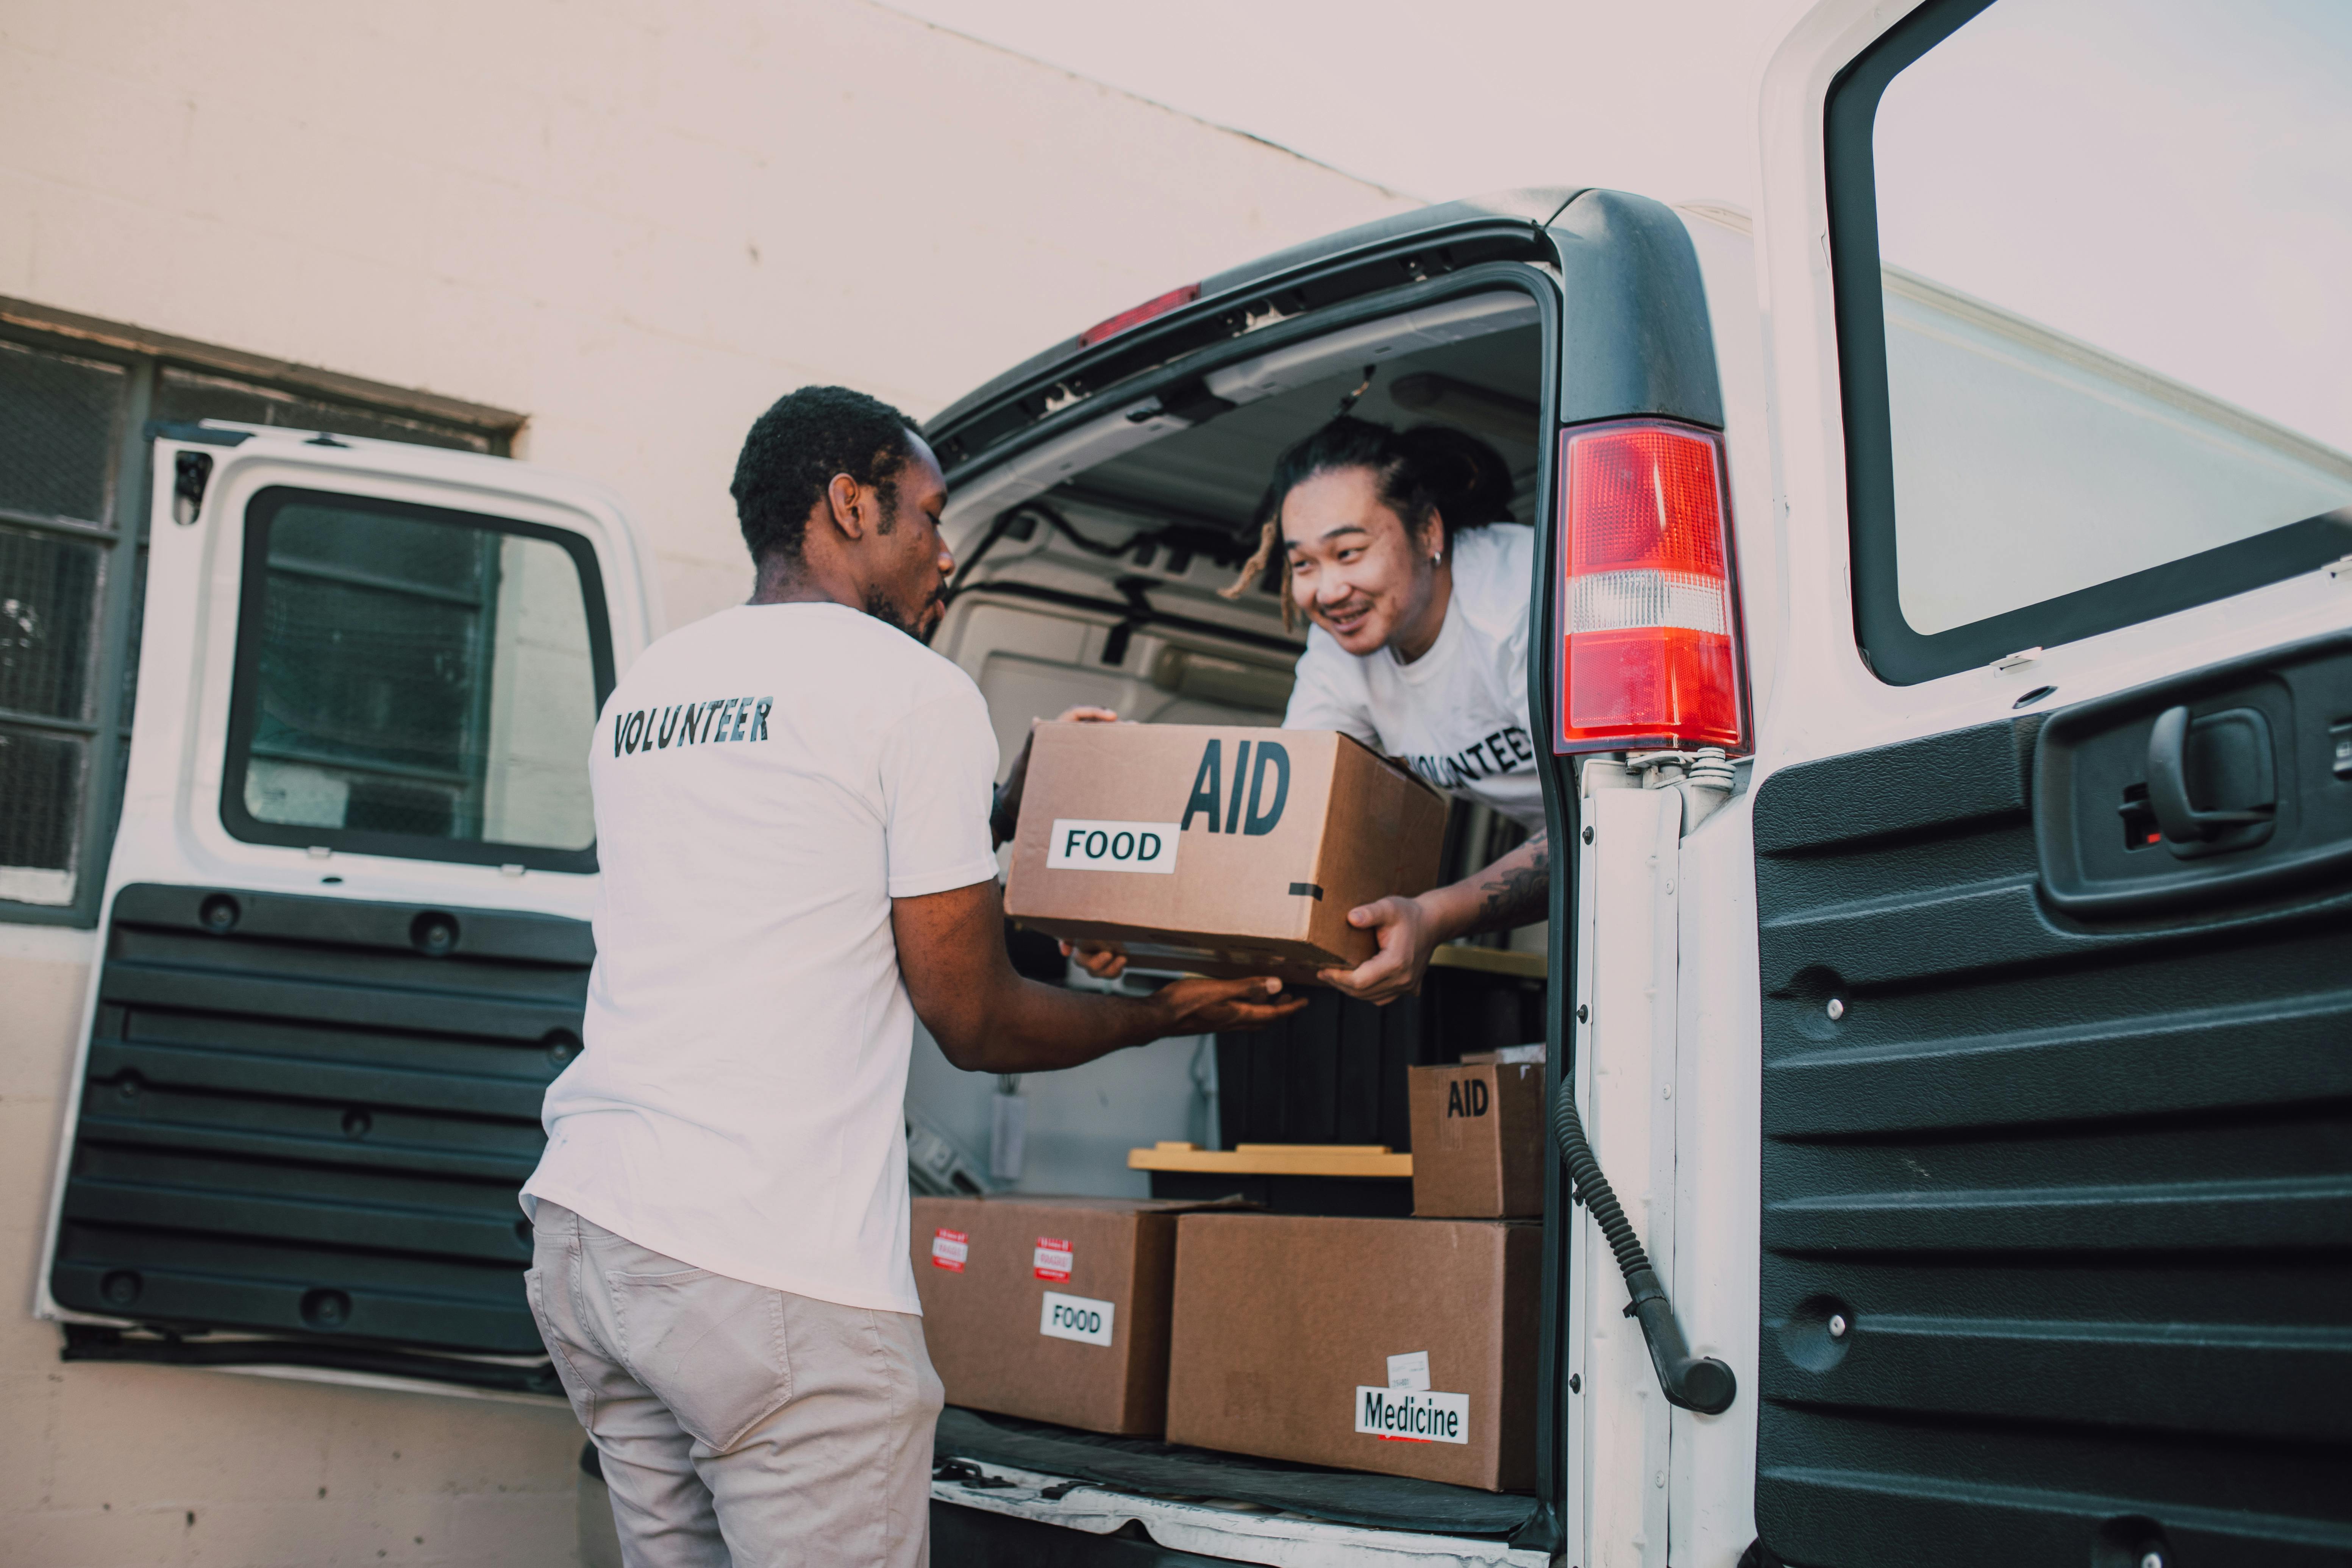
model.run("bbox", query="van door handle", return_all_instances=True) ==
[2146,705,2274,844]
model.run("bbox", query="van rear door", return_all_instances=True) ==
[1751,2,2352,1561]
[36,424,651,1396]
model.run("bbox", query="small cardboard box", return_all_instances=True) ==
[1164,1213,1540,1491]
[1408,1061,1548,1218]
[1004,723,1447,984]
[912,1195,1213,1435]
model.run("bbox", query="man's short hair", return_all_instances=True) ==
[731,386,921,568]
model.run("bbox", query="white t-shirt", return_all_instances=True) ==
[1282,523,1544,830]
[523,602,1001,1315]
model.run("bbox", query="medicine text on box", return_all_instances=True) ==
[1046,819,1179,874]
[1355,1385,1470,1444]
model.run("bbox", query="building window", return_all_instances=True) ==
[0,303,522,925]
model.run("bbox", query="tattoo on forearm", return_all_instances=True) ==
[1473,831,1549,931]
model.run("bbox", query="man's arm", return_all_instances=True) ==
[1316,831,1549,1006]
[895,879,1305,1073]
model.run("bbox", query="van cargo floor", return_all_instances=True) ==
[933,1407,1541,1538]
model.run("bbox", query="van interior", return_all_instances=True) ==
[903,289,1556,1535]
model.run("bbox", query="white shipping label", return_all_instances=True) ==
[1046,820,1180,874]
[1039,1291,1116,1347]
[1355,1386,1471,1445]
[1387,1351,1431,1391]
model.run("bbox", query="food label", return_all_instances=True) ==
[1039,1291,1115,1347]
[929,1229,967,1271]
[1386,1351,1431,1391]
[1033,1237,1073,1281]
[1355,1386,1470,1445]
[1046,820,1179,874]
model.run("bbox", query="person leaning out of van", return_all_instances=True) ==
[1067,417,1548,1004]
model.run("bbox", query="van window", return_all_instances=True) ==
[0,315,516,924]
[221,488,608,870]
[1827,0,2352,682]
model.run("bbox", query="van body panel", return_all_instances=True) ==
[35,427,651,1396]
[1751,2,2352,1561]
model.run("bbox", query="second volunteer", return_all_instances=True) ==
[1049,415,1547,1003]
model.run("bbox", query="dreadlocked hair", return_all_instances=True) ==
[1218,416,1515,626]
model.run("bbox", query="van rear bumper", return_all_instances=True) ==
[931,1454,1551,1568]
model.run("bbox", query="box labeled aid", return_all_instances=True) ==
[1004,723,1447,984]
[1164,1212,1540,1490]
[912,1195,1223,1435]
[1408,1060,1548,1218]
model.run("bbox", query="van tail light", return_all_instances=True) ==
[1555,420,1749,754]
[1078,283,1201,348]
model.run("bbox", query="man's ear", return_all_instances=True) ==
[825,472,870,542]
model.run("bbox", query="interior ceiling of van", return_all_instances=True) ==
[1062,325,1545,537]
[933,303,1545,773]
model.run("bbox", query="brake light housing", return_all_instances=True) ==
[1078,283,1202,348]
[1554,420,1749,755]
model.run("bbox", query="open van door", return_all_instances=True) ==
[1751,2,2352,1562]
[34,423,652,1397]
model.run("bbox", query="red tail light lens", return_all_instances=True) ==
[1555,420,1748,754]
[1078,283,1202,348]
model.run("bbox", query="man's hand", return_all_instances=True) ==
[1148,975,1304,1034]
[1321,829,1552,1004]
[1060,940,1129,980]
[896,879,1299,1074]
[1317,893,1441,1005]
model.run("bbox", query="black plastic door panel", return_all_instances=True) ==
[1749,635,2352,1565]
[50,884,587,1393]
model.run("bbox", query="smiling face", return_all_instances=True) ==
[861,434,955,641]
[1281,465,1447,658]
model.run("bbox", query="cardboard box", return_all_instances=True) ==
[1408,1061,1548,1218]
[1164,1213,1540,1490]
[1004,723,1447,984]
[912,1195,1213,1435]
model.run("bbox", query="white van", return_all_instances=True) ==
[34,0,2350,1564]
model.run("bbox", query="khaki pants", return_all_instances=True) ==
[528,1201,943,1567]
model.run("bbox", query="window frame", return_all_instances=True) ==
[219,485,614,875]
[1823,0,2352,686]
[0,306,522,926]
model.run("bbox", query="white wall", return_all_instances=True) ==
[0,2,1413,1561]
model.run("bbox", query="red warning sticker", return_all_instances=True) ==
[931,1229,968,1271]
[1033,1237,1073,1281]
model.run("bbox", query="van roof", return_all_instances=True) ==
[925,187,1577,469]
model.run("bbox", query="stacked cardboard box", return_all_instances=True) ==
[1164,1212,1541,1490]
[912,1195,1214,1435]
[1407,1059,1548,1218]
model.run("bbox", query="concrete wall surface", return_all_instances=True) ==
[0,1,1412,1562]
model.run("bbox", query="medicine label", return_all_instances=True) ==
[1040,1291,1115,1346]
[1046,820,1179,874]
[1355,1386,1470,1444]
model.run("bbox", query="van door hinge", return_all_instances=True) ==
[172,451,214,526]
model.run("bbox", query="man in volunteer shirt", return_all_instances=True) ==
[1065,418,1546,1006]
[1251,419,1547,1004]
[522,385,1302,1568]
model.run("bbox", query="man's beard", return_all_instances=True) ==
[863,583,947,643]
